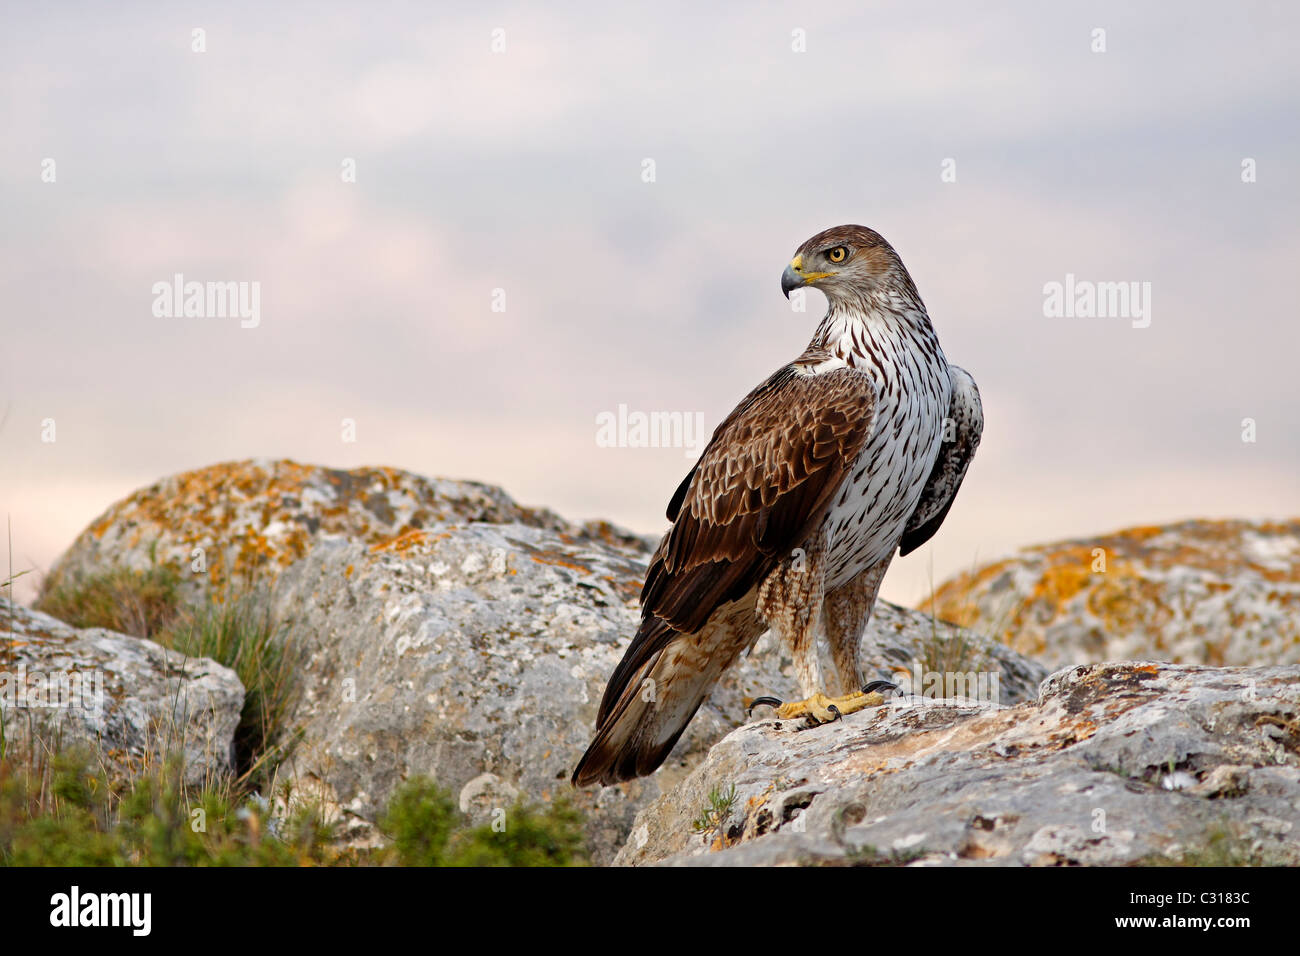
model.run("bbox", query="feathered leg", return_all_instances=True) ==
[748,528,882,724]
[823,552,893,695]
[756,526,827,697]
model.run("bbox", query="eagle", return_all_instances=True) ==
[573,225,982,787]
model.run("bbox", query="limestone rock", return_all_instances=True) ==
[615,660,1300,866]
[37,459,1046,863]
[43,458,651,603]
[0,599,244,785]
[262,519,1043,863]
[926,519,1300,670]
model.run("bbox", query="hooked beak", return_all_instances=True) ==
[781,254,834,299]
[781,262,801,299]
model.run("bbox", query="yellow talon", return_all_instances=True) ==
[774,689,887,725]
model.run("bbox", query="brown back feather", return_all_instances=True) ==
[641,362,876,631]
[593,362,876,728]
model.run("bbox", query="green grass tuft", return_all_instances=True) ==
[155,596,303,790]
[691,783,738,837]
[35,561,184,641]
[32,553,301,794]
[916,619,988,683]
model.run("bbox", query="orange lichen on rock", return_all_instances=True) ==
[370,529,429,554]
[529,552,591,574]
[923,518,1300,670]
[45,458,620,604]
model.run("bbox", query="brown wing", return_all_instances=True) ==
[596,360,876,726]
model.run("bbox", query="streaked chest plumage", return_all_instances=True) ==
[810,307,952,590]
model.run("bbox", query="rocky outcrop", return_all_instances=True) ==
[616,660,1300,866]
[263,519,673,862]
[0,599,244,785]
[32,459,1045,864]
[25,464,1300,867]
[263,519,1044,864]
[43,458,651,603]
[926,519,1300,671]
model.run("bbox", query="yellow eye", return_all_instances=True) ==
[827,246,848,263]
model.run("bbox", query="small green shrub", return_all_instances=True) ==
[448,798,586,867]
[379,777,461,866]
[379,776,587,867]
[0,749,336,866]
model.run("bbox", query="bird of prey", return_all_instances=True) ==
[573,225,982,787]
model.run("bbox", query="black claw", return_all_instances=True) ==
[748,696,784,716]
[862,680,899,696]
[827,704,843,722]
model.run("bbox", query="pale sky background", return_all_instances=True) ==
[2,1,1297,607]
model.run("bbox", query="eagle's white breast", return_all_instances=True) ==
[813,306,952,590]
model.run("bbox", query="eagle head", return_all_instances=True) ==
[781,224,908,302]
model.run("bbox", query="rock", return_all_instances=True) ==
[37,459,1046,863]
[0,598,244,786]
[925,519,1300,670]
[43,458,652,604]
[262,519,1042,864]
[263,520,671,863]
[851,600,1046,706]
[615,660,1300,866]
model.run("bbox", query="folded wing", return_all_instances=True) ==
[899,364,982,557]
[595,359,878,729]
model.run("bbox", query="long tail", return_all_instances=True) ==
[572,616,724,787]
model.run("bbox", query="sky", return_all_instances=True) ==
[2,0,1298,606]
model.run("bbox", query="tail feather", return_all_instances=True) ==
[573,619,722,787]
